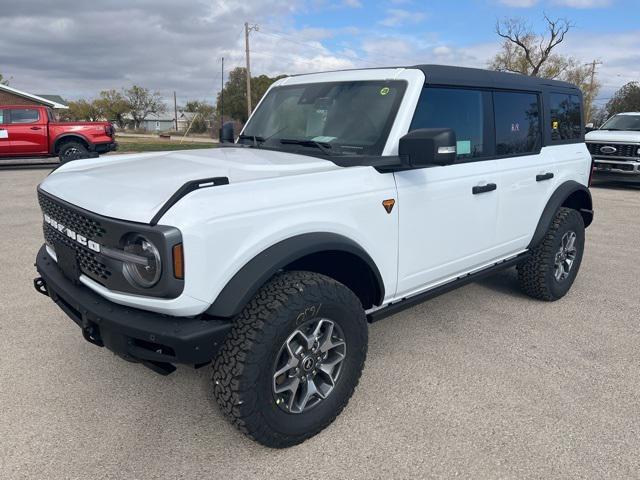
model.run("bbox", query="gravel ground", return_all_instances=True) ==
[0,169,638,480]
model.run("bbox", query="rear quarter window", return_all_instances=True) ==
[0,110,4,124]
[550,93,582,141]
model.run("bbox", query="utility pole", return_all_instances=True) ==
[220,56,224,131]
[245,22,259,119]
[584,60,602,124]
[173,91,178,131]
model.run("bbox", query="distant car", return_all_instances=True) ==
[0,105,117,162]
[586,112,640,183]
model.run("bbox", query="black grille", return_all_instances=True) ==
[43,224,112,282]
[38,191,107,239]
[586,143,639,158]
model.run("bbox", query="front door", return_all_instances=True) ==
[6,107,48,155]
[394,86,502,298]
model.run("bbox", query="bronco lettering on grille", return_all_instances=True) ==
[44,214,102,253]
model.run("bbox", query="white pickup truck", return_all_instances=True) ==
[586,112,640,183]
[34,65,593,448]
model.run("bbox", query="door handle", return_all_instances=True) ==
[536,172,554,182]
[30,126,42,130]
[472,183,497,194]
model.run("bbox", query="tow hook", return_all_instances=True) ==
[33,277,49,297]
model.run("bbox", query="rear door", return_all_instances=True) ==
[0,109,10,156]
[6,107,48,155]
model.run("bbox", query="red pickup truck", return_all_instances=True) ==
[0,105,117,162]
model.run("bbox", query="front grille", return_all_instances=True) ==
[586,143,639,158]
[43,226,112,281]
[38,191,107,239]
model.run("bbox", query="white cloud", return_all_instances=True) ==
[342,0,363,7]
[553,0,612,7]
[379,8,427,27]
[497,0,539,7]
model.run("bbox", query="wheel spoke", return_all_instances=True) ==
[297,378,319,411]
[275,376,300,395]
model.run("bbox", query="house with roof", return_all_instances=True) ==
[0,83,68,110]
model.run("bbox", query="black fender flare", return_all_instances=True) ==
[54,133,92,153]
[528,180,593,249]
[206,232,385,318]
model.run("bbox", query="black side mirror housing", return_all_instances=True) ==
[220,122,235,143]
[398,128,457,167]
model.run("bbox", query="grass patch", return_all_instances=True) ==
[114,135,216,153]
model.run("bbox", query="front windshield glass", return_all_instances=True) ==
[240,80,407,156]
[600,114,640,131]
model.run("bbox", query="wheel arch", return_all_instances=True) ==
[54,134,91,153]
[529,180,593,249]
[205,232,385,318]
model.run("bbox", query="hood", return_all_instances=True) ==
[585,130,640,143]
[39,147,339,223]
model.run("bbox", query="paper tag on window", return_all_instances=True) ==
[456,140,471,155]
[0,130,8,139]
[311,136,336,143]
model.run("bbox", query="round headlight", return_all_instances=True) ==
[122,234,161,288]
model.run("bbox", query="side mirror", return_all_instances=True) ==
[585,122,595,133]
[398,128,457,167]
[219,122,235,143]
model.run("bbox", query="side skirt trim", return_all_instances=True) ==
[367,252,529,323]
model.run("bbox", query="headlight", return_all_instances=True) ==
[122,234,161,288]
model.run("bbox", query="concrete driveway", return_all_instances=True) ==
[1,169,638,479]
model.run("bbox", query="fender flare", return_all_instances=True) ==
[528,180,593,249]
[54,133,92,153]
[206,232,385,318]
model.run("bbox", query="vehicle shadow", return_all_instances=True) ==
[475,267,529,299]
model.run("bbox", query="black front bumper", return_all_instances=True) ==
[34,245,232,373]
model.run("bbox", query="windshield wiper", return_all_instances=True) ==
[279,138,334,156]
[238,134,265,146]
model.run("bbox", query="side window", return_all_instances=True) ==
[0,110,4,124]
[410,87,487,160]
[10,108,40,124]
[550,93,582,141]
[494,91,541,155]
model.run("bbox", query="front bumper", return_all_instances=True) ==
[34,245,231,374]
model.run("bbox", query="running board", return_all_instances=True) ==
[367,252,529,323]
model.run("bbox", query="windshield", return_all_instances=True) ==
[600,114,640,131]
[240,80,407,156]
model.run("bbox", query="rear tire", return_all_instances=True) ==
[212,271,368,448]
[58,141,89,163]
[517,207,585,301]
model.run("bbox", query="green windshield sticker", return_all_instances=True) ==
[380,87,390,96]
[456,140,471,155]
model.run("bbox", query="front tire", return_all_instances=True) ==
[517,207,585,301]
[212,271,368,448]
[58,141,90,163]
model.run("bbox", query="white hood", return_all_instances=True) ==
[39,147,339,223]
[585,130,640,143]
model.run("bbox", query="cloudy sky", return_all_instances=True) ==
[1,0,637,107]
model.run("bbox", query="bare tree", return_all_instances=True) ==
[124,85,166,129]
[492,15,572,77]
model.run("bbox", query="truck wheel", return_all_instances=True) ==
[517,207,585,301]
[59,141,89,163]
[212,271,368,448]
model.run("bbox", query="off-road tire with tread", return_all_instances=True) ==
[517,207,585,301]
[212,271,368,448]
[58,141,90,163]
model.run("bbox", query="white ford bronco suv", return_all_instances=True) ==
[33,65,593,448]
[586,112,640,183]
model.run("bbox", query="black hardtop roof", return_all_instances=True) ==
[413,64,579,92]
